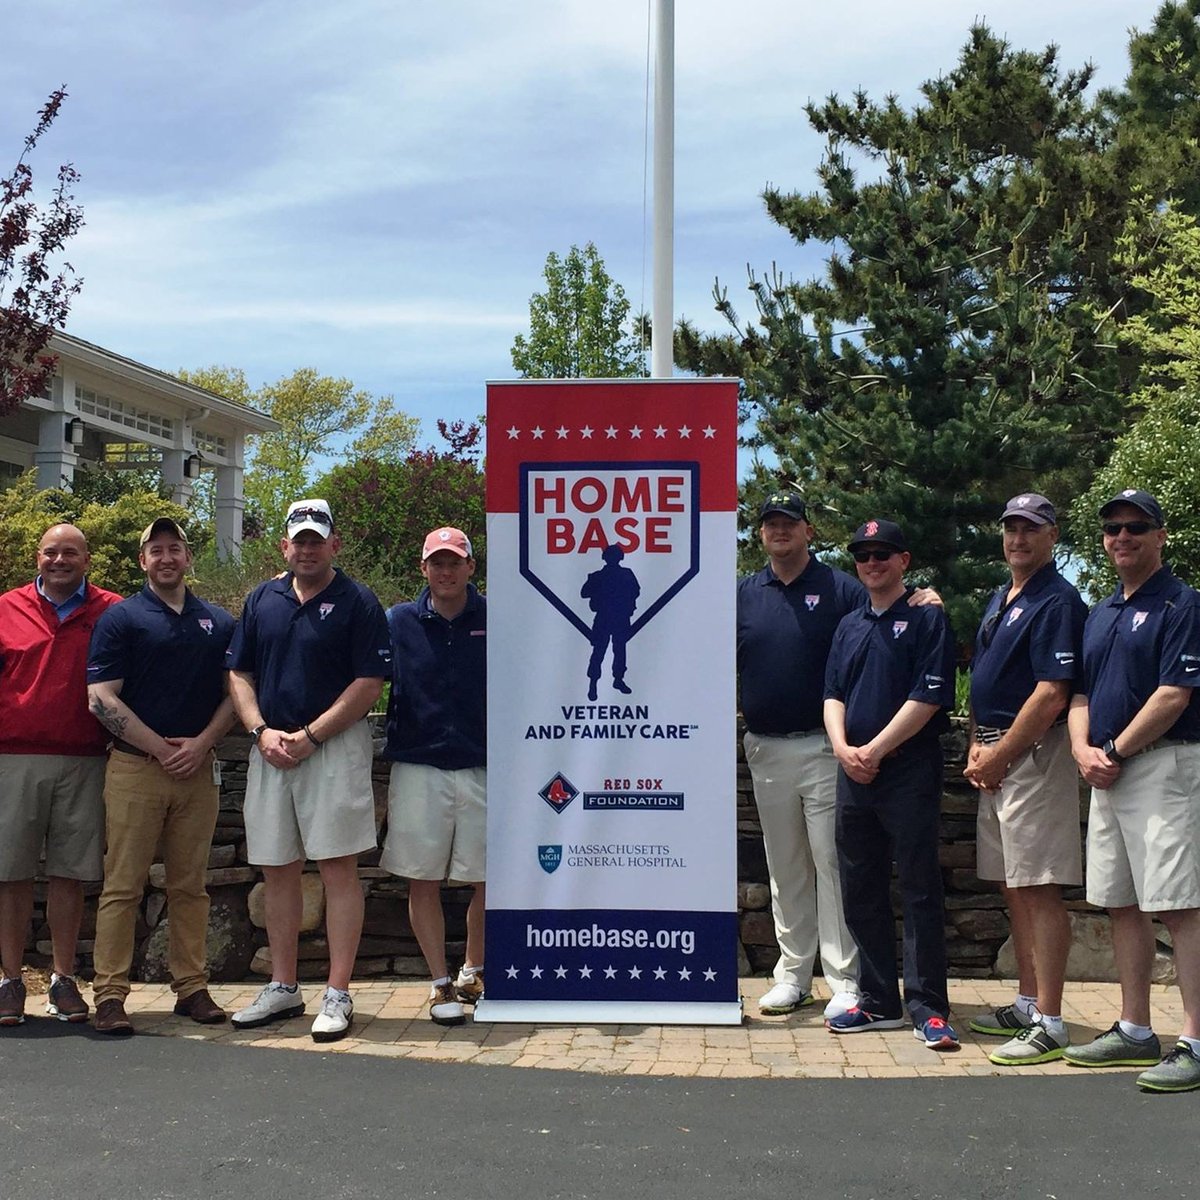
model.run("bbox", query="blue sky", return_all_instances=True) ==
[1,0,1163,453]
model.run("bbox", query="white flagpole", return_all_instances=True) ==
[651,0,674,379]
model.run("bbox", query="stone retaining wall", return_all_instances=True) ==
[25,722,1174,986]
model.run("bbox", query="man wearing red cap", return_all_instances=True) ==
[381,526,487,1025]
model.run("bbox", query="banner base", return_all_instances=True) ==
[473,998,744,1026]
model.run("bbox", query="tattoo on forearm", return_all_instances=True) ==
[90,697,128,738]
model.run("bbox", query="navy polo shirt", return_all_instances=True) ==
[384,584,486,769]
[970,562,1087,728]
[225,568,391,730]
[87,586,236,737]
[824,589,955,749]
[1080,565,1200,746]
[737,556,866,735]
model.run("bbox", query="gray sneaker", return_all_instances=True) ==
[968,1003,1034,1037]
[1137,1041,1200,1093]
[1063,1022,1161,1068]
[989,1022,1068,1066]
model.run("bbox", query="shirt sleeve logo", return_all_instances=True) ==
[319,602,335,620]
[804,594,820,610]
[892,620,908,639]
[1131,611,1148,632]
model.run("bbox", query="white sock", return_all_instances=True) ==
[460,964,482,977]
[1015,994,1038,1019]
[1178,1035,1200,1055]
[1036,1013,1066,1037]
[271,981,299,992]
[1118,1019,1153,1041]
[431,976,451,992]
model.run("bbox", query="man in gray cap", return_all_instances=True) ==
[1065,489,1200,1093]
[965,494,1087,1065]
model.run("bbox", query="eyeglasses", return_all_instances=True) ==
[852,549,896,563]
[1102,520,1157,537]
[288,507,332,527]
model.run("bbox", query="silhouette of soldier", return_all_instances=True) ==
[581,544,640,701]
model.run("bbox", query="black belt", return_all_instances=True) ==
[112,738,151,759]
[974,718,1067,746]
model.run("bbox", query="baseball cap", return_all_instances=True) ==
[759,490,808,521]
[422,526,473,560]
[139,517,190,548]
[1000,493,1057,525]
[847,518,908,553]
[1098,488,1165,527]
[286,498,334,538]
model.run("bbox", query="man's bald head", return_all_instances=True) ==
[37,524,91,601]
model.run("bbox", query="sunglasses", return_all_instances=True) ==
[852,549,896,563]
[1101,520,1157,537]
[288,507,332,527]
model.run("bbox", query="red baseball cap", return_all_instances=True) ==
[422,527,473,560]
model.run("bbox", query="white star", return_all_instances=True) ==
[629,425,643,439]
[579,965,592,979]
[603,965,617,979]
[555,426,569,438]
[703,968,717,982]
[605,426,619,438]
[531,426,545,439]
[678,967,692,980]
[702,425,716,438]
[580,425,594,438]
[629,966,642,979]
[506,426,520,439]
[530,965,543,979]
[554,965,568,979]
[653,425,667,438]
[653,966,667,980]
[506,965,519,979]
[678,425,691,438]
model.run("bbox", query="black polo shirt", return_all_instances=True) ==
[1080,565,1200,746]
[87,586,235,737]
[737,556,866,735]
[970,562,1087,728]
[824,588,955,749]
[225,568,391,730]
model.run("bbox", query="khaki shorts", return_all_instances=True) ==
[381,762,486,883]
[976,725,1083,887]
[0,754,107,881]
[244,722,378,865]
[1086,741,1200,912]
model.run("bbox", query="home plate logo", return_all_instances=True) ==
[519,462,700,642]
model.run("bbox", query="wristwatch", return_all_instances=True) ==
[1102,738,1125,764]
[251,723,268,743]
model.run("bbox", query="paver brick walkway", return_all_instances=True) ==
[22,976,1183,1080]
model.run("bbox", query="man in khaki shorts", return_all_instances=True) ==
[226,499,391,1043]
[964,494,1086,1064]
[86,518,236,1035]
[0,524,121,1027]
[381,527,486,1025]
[1066,489,1200,1093]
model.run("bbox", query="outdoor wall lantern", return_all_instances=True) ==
[65,417,85,447]
[184,453,202,479]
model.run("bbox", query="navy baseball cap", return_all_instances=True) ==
[1000,493,1057,525]
[759,490,808,521]
[848,518,907,553]
[1098,489,1165,527]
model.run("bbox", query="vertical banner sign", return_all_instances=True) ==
[478,379,741,1024]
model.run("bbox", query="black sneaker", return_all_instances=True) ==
[0,976,27,1027]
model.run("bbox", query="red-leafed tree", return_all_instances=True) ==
[1,88,84,416]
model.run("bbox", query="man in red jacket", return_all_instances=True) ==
[0,523,121,1027]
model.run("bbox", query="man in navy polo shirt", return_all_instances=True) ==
[86,518,236,1035]
[381,526,486,1025]
[1065,489,1200,1093]
[227,498,390,1043]
[823,518,958,1049]
[965,493,1087,1066]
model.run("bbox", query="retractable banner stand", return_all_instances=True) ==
[477,378,741,1025]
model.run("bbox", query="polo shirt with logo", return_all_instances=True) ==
[87,586,235,737]
[1080,565,1200,746]
[824,588,956,750]
[737,556,866,735]
[225,568,391,730]
[970,562,1087,728]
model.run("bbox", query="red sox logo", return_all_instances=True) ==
[865,520,879,537]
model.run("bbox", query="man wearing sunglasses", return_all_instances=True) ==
[226,498,391,1043]
[822,519,958,1049]
[964,494,1087,1065]
[1065,489,1200,1092]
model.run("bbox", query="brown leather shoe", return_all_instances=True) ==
[93,998,134,1036]
[173,988,227,1024]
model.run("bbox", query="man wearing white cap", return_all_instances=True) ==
[381,526,487,1025]
[226,499,391,1042]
